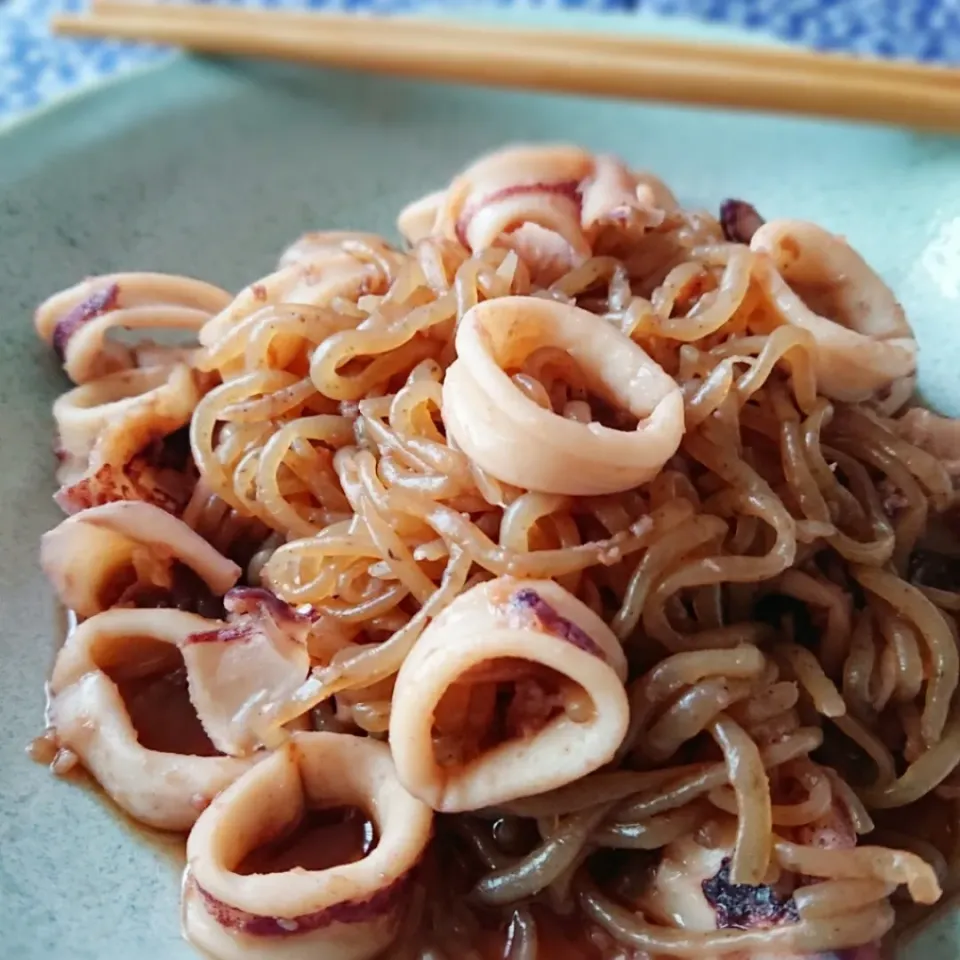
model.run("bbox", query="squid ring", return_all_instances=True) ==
[40,501,241,617]
[49,608,255,830]
[183,732,433,960]
[53,363,199,485]
[442,296,685,495]
[35,272,230,385]
[390,577,629,812]
[751,219,916,402]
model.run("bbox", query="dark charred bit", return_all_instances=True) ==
[908,550,960,593]
[193,868,414,937]
[702,858,798,930]
[138,426,194,474]
[719,199,765,245]
[172,565,227,620]
[123,564,225,619]
[813,721,878,789]
[510,589,605,660]
[51,283,121,361]
[753,593,818,649]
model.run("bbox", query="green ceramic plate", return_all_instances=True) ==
[1,5,958,958]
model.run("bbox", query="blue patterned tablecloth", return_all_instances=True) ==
[2,0,959,122]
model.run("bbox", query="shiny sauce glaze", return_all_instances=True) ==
[237,806,377,876]
[426,818,611,960]
[89,629,222,758]
[114,663,220,757]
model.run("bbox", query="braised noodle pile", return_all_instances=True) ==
[32,144,960,960]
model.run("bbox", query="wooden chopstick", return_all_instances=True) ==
[88,0,959,88]
[53,4,960,132]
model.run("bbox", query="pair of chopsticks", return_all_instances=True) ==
[54,1,960,133]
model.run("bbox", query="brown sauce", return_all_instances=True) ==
[426,819,612,960]
[38,607,191,869]
[791,279,847,330]
[237,806,376,876]
[114,663,220,757]
[42,755,189,864]
[874,794,959,872]
[586,392,640,432]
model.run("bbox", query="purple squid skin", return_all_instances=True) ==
[185,587,311,644]
[223,586,306,624]
[718,199,765,245]
[510,588,606,661]
[192,869,414,937]
[52,283,120,360]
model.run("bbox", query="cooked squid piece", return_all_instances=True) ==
[40,501,241,617]
[396,189,447,244]
[197,239,394,365]
[751,220,916,401]
[442,296,685,495]
[896,407,960,473]
[48,608,256,830]
[592,801,938,959]
[52,362,200,510]
[629,835,890,959]
[35,271,231,385]
[181,587,313,756]
[390,577,629,812]
[183,732,433,960]
[277,231,395,270]
[397,144,674,279]
[637,834,788,936]
[399,144,589,252]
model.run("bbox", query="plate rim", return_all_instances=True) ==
[2,8,956,958]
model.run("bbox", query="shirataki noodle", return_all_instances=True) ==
[32,144,960,960]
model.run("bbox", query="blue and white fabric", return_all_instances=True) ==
[2,0,959,122]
